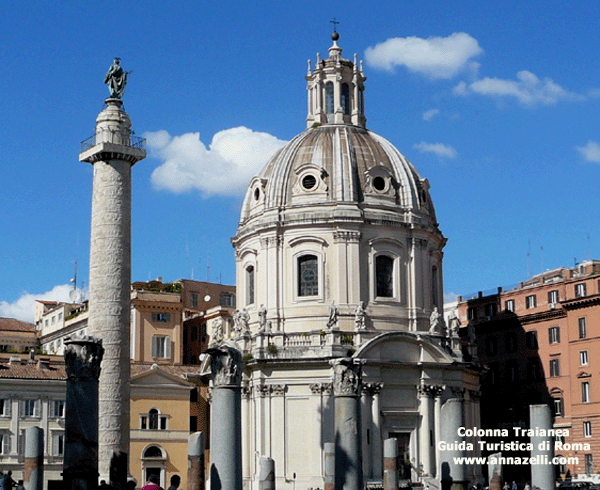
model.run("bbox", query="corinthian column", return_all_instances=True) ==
[63,337,104,490]
[207,343,243,490]
[332,358,364,490]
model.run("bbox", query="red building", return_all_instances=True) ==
[457,260,600,482]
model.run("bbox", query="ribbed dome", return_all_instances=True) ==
[239,124,437,226]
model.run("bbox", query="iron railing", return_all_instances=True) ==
[81,129,146,153]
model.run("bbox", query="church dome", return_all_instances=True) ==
[239,123,437,226]
[233,33,446,335]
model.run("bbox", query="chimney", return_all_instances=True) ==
[37,358,50,370]
[9,355,22,366]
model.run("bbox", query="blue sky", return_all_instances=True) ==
[3,1,600,321]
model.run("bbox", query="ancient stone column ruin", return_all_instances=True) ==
[332,358,363,490]
[63,337,104,490]
[207,342,243,490]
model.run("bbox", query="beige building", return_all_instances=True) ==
[0,317,38,353]
[0,354,203,490]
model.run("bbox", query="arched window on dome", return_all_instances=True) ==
[376,255,394,298]
[246,265,255,305]
[341,83,350,115]
[298,255,318,297]
[325,82,334,114]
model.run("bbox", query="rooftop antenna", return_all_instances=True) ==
[69,259,84,303]
[587,233,591,261]
[207,251,211,282]
[527,240,532,278]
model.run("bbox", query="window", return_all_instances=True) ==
[191,292,199,309]
[506,361,518,383]
[526,295,537,309]
[553,397,563,416]
[467,307,477,320]
[0,399,7,417]
[246,266,255,305]
[486,337,497,356]
[52,400,65,418]
[505,299,515,312]
[190,416,198,432]
[144,445,163,458]
[526,331,538,349]
[581,351,589,366]
[141,410,167,430]
[325,82,334,114]
[151,336,172,359]
[52,432,64,456]
[485,303,497,318]
[0,432,9,455]
[375,255,394,298]
[549,359,560,377]
[584,421,592,438]
[576,283,587,298]
[549,327,560,344]
[527,361,540,381]
[585,454,594,474]
[220,294,235,307]
[21,399,39,417]
[298,255,318,297]
[582,381,590,403]
[505,332,517,352]
[548,290,559,304]
[152,312,170,323]
[341,83,350,115]
[579,318,587,339]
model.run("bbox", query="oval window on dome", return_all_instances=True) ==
[302,174,317,190]
[373,176,386,192]
[254,187,260,201]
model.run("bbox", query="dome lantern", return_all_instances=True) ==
[305,32,367,128]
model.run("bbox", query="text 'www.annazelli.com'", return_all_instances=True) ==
[453,456,579,466]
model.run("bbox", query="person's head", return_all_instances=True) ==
[7,472,12,476]
[170,475,180,489]
[147,475,160,485]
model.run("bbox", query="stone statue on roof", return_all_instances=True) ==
[104,58,130,99]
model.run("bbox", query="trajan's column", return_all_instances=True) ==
[79,58,146,481]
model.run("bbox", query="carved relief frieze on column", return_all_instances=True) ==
[207,388,213,405]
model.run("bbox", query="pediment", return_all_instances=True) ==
[131,366,193,389]
[577,371,592,379]
[354,331,455,364]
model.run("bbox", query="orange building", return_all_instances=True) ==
[456,260,600,482]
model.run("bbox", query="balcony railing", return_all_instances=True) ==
[81,129,146,153]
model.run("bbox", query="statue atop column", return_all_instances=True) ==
[104,58,130,99]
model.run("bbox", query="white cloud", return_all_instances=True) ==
[147,127,288,196]
[0,284,73,323]
[423,109,440,122]
[413,142,457,159]
[455,70,578,106]
[444,292,459,304]
[576,140,600,163]
[365,32,483,80]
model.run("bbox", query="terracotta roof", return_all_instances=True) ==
[0,317,36,332]
[0,356,66,380]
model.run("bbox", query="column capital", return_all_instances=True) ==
[362,382,384,396]
[271,384,286,396]
[206,343,243,388]
[450,386,466,399]
[331,358,364,397]
[64,336,104,381]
